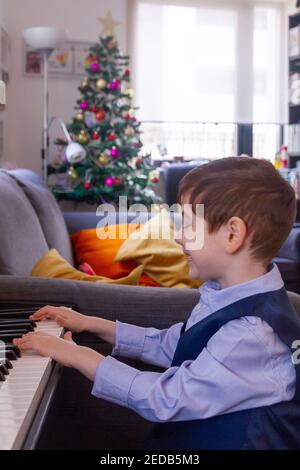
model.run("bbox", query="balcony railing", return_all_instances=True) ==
[140,121,284,163]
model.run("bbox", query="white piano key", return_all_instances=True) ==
[0,320,63,450]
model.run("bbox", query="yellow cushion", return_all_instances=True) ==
[115,213,202,289]
[31,249,143,285]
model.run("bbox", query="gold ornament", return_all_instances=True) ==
[124,126,134,137]
[99,153,110,165]
[96,79,107,90]
[75,112,84,121]
[80,79,89,88]
[68,166,77,179]
[78,131,89,145]
[124,88,134,99]
[128,108,135,117]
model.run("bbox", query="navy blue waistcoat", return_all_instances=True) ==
[144,288,300,450]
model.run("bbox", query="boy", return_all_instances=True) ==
[13,157,300,449]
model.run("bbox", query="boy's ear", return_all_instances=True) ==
[225,217,247,254]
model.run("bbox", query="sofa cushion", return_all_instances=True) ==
[8,169,74,265]
[71,225,160,287]
[31,248,144,285]
[0,171,49,275]
[115,212,202,288]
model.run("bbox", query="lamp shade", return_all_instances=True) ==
[23,27,66,51]
[66,142,87,164]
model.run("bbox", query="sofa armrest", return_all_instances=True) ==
[0,276,199,328]
[276,227,300,261]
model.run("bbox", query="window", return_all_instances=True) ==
[131,0,285,160]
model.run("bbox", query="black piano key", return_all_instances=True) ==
[0,319,36,328]
[4,350,17,361]
[0,330,28,342]
[0,328,28,334]
[0,343,21,358]
[0,308,38,319]
[0,323,34,332]
[0,364,9,375]
[5,359,13,369]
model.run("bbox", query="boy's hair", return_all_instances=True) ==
[178,157,297,262]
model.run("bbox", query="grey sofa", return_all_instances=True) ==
[0,168,300,450]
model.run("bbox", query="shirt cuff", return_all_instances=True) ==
[91,355,139,407]
[111,320,146,360]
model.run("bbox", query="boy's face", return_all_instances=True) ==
[176,207,227,281]
[175,194,252,283]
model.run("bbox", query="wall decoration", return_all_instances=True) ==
[0,26,9,84]
[23,40,93,79]
[73,43,92,75]
[48,45,73,74]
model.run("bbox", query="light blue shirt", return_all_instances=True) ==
[92,264,296,422]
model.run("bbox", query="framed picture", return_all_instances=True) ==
[73,42,93,75]
[0,26,9,84]
[48,44,73,74]
[23,40,93,79]
[24,49,41,75]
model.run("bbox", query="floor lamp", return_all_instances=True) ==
[23,27,66,183]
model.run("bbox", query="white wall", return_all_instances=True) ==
[287,0,299,14]
[4,0,127,174]
[0,0,6,25]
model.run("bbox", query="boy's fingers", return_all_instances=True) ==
[56,315,66,326]
[22,331,50,338]
[64,331,73,342]
[30,306,62,320]
[13,337,34,349]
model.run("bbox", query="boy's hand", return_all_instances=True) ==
[13,331,78,367]
[30,305,87,333]
[13,331,103,380]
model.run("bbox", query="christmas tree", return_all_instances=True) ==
[48,35,160,207]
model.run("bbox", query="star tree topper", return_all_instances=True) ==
[98,11,120,36]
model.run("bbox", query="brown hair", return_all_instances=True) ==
[178,157,297,262]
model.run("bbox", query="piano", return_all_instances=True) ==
[0,301,75,450]
[0,301,154,451]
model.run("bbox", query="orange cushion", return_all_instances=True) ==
[70,225,160,287]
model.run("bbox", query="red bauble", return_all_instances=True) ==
[96,110,106,121]
[124,69,130,76]
[85,182,92,189]
[114,177,123,184]
[92,132,99,140]
[136,157,142,165]
[151,176,160,184]
[124,113,131,119]
[108,133,116,141]
[90,106,98,113]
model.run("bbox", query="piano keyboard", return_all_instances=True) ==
[0,306,64,450]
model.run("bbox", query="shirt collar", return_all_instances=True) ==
[198,263,284,314]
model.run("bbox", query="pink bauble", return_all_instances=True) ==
[91,63,101,73]
[110,147,119,158]
[110,81,119,90]
[104,177,115,187]
[80,101,88,110]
